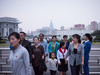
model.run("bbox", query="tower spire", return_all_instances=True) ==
[50,20,54,30]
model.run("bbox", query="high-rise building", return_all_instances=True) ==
[61,26,64,31]
[86,25,91,30]
[91,21,98,31]
[98,23,100,30]
[50,20,54,30]
[74,24,85,30]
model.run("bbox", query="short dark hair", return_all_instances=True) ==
[85,33,92,43]
[33,36,39,40]
[63,35,68,38]
[8,32,20,40]
[20,32,26,36]
[39,33,44,37]
[52,35,56,39]
[72,34,81,43]
[60,41,65,48]
[49,52,55,58]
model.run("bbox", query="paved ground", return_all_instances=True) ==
[0,42,100,75]
[44,44,100,75]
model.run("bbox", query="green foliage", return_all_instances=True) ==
[0,40,6,43]
[0,37,6,43]
[91,30,100,37]
[0,44,10,47]
[92,37,100,42]
[67,37,73,42]
[0,37,3,40]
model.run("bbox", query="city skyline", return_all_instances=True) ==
[0,0,100,32]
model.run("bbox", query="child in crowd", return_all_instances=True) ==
[57,41,69,75]
[45,52,57,75]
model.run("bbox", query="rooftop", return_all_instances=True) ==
[0,17,21,23]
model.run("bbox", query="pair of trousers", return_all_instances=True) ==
[50,70,56,75]
[83,58,89,75]
[33,66,43,75]
[70,65,81,75]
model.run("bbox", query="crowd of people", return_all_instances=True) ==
[8,31,92,75]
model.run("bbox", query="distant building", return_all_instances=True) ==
[91,21,98,31]
[55,30,93,38]
[74,24,85,30]
[98,23,100,30]
[50,20,54,30]
[0,17,21,37]
[61,26,64,30]
[86,25,91,30]
[19,28,23,32]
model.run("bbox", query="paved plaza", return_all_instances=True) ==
[0,44,100,75]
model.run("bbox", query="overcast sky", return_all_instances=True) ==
[0,0,100,32]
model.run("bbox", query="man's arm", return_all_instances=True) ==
[45,41,48,56]
[27,42,32,63]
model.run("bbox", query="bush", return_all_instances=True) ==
[91,30,100,37]
[92,37,100,42]
[0,40,6,44]
[67,37,73,42]
[0,37,2,40]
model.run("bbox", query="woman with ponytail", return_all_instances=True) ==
[83,33,92,75]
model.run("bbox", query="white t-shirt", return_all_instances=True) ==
[48,58,57,71]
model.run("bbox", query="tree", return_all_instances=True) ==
[68,37,73,42]
[91,30,100,37]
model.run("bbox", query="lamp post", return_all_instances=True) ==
[6,24,8,37]
[81,30,83,44]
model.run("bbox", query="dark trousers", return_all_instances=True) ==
[33,66,43,75]
[83,58,89,75]
[50,70,56,75]
[70,65,80,75]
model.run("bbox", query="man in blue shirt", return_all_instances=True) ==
[39,33,48,58]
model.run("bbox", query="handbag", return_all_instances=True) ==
[39,59,47,72]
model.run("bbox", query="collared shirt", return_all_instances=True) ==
[57,49,69,63]
[85,40,89,43]
[9,45,31,75]
[39,39,48,56]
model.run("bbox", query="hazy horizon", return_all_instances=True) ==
[0,0,100,32]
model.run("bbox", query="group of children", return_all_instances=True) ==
[45,41,69,75]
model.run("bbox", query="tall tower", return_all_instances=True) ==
[91,21,98,31]
[50,20,54,30]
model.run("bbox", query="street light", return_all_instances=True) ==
[6,24,8,37]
